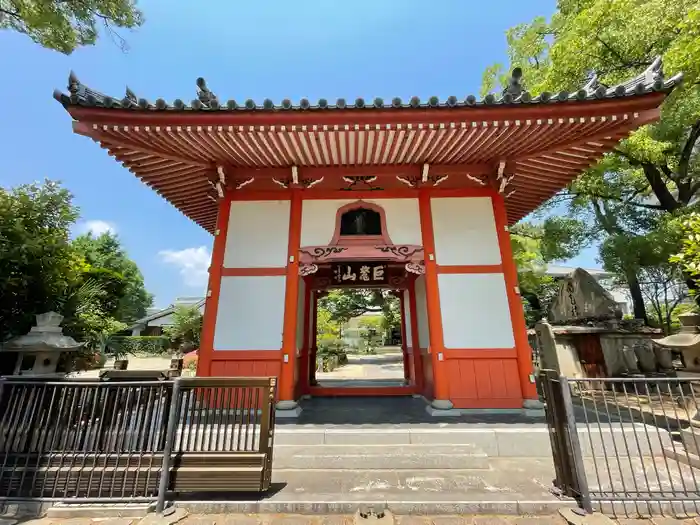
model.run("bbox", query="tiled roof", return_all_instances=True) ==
[54,57,682,113]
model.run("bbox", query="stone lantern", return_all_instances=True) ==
[1,312,81,377]
[654,312,700,373]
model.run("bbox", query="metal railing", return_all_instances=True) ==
[540,369,700,517]
[0,375,276,509]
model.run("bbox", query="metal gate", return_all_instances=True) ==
[540,369,700,517]
[0,375,277,509]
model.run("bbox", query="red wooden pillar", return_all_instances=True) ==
[278,191,303,408]
[297,282,312,397]
[418,190,451,408]
[399,292,410,384]
[492,193,538,402]
[407,278,425,394]
[197,194,231,377]
[309,291,319,387]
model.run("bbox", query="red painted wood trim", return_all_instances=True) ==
[210,350,281,361]
[437,264,503,274]
[197,194,231,377]
[221,267,287,276]
[492,194,537,400]
[214,187,500,202]
[69,93,666,127]
[407,282,425,393]
[309,386,416,397]
[443,348,517,359]
[418,189,449,401]
[279,190,303,401]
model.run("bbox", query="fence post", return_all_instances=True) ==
[559,375,593,514]
[156,378,182,514]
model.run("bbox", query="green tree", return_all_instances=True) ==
[72,232,153,323]
[163,305,203,351]
[484,0,700,319]
[0,180,83,341]
[1,0,144,54]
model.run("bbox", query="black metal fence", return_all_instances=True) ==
[0,375,277,510]
[541,369,700,517]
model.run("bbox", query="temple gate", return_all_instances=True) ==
[53,59,681,415]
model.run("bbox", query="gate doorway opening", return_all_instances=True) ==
[296,259,427,398]
[314,288,407,393]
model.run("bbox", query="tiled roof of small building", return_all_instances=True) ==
[54,57,682,113]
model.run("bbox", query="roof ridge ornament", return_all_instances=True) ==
[503,67,524,97]
[68,71,80,94]
[196,77,218,107]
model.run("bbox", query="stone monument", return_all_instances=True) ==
[548,267,621,324]
[1,311,81,377]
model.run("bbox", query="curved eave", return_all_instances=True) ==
[65,89,672,233]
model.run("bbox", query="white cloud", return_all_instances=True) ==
[77,220,117,236]
[159,246,211,288]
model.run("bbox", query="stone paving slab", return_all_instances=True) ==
[15,513,700,524]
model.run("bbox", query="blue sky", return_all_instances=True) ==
[0,0,597,308]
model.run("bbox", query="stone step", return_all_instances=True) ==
[273,424,671,458]
[272,444,489,469]
[174,460,576,515]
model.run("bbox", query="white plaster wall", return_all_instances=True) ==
[438,273,514,349]
[414,276,430,349]
[300,199,422,246]
[214,275,286,351]
[431,197,501,266]
[403,289,412,345]
[224,201,290,268]
[296,279,306,354]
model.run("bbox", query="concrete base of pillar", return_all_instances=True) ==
[276,400,302,418]
[523,398,545,417]
[426,399,460,417]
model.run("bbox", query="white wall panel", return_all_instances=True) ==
[214,275,286,351]
[415,276,430,349]
[438,273,514,349]
[300,198,421,246]
[431,197,501,266]
[224,201,290,268]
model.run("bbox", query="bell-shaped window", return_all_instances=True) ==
[339,208,382,236]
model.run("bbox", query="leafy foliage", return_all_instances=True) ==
[0,180,154,374]
[671,212,700,289]
[0,0,144,54]
[484,0,700,322]
[0,181,82,341]
[72,232,153,323]
[162,305,203,351]
[120,335,170,355]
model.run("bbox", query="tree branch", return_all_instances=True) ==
[679,119,700,179]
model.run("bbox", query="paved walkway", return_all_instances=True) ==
[315,351,406,388]
[16,512,700,524]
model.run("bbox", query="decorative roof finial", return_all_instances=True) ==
[645,56,664,84]
[125,86,138,103]
[196,77,217,106]
[503,67,524,97]
[68,71,80,94]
